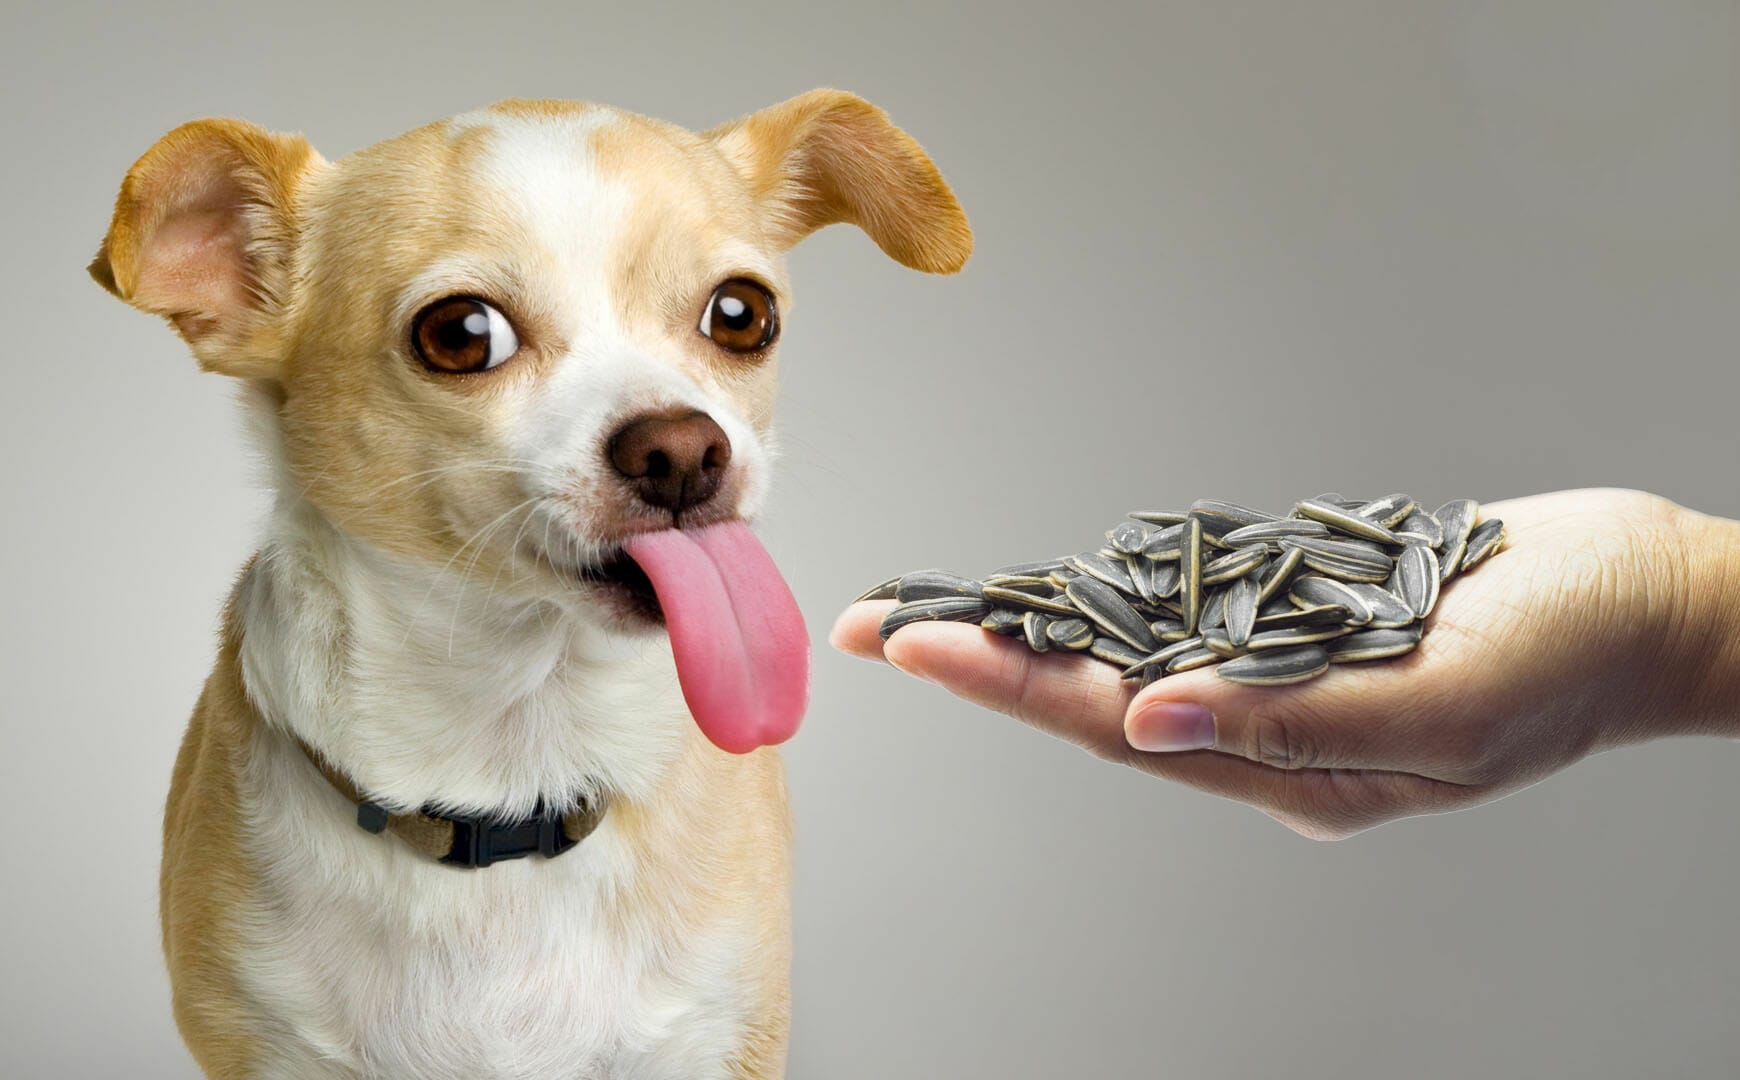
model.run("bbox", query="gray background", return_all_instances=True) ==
[2,1,1736,1076]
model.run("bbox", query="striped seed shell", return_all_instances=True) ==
[1215,645,1331,686]
[1293,498,1404,544]
[1166,647,1220,674]
[1046,617,1094,651]
[1281,536,1394,583]
[1129,510,1190,527]
[1022,612,1051,652]
[1223,519,1331,546]
[1121,636,1205,677]
[853,575,901,602]
[1149,616,1189,642]
[1224,574,1261,647]
[879,596,990,640]
[896,569,985,603]
[1066,577,1161,652]
[1179,516,1204,632]
[1126,554,1160,604]
[1200,543,1268,586]
[1397,542,1441,619]
[1433,499,1478,582]
[1199,589,1227,631]
[1254,604,1353,631]
[1190,499,1278,533]
[1107,521,1151,555]
[1327,626,1422,663]
[1347,583,1415,629]
[1395,510,1445,548]
[1355,493,1418,528]
[1140,523,1185,560]
[1065,551,1139,596]
[981,585,1079,617]
[980,575,1056,595]
[1246,624,1353,650]
[1288,576,1375,625]
[1461,518,1506,570]
[1089,636,1148,668]
[1255,545,1305,605]
[1149,561,1182,599]
[991,558,1069,578]
[981,609,1026,636]
[1201,629,1245,658]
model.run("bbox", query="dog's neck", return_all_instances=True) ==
[235,489,691,820]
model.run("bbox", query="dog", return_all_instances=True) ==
[90,90,970,1078]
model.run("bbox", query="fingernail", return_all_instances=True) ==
[1127,702,1216,752]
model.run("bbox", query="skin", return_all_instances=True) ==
[832,488,1740,839]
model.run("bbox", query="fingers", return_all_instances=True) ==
[829,600,897,662]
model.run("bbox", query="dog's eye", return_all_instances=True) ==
[699,279,777,353]
[413,298,519,374]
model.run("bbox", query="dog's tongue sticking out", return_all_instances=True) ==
[622,522,809,754]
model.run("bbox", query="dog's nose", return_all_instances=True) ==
[607,409,733,514]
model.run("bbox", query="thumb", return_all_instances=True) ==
[1121,644,1477,779]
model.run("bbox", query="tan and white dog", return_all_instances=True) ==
[90,91,969,1079]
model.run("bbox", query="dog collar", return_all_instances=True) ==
[293,736,608,869]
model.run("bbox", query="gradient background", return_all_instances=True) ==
[3,2,1737,1076]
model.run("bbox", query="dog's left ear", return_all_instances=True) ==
[709,89,972,274]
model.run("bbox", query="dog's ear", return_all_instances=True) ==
[709,89,972,274]
[89,118,324,377]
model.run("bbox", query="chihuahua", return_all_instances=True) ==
[90,90,969,1078]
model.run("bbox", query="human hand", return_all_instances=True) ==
[831,489,1740,839]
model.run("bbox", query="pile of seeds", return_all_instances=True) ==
[855,494,1505,687]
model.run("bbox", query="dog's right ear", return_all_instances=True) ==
[89,119,324,378]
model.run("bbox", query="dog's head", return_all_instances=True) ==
[91,92,968,616]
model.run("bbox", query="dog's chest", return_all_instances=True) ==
[241,811,752,1079]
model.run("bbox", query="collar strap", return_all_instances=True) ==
[294,737,607,869]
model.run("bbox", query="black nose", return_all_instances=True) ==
[607,409,732,513]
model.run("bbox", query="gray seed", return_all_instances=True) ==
[1166,647,1220,674]
[1121,636,1206,677]
[1066,577,1161,652]
[1216,645,1331,686]
[853,576,901,602]
[1090,636,1149,668]
[980,609,1026,636]
[1065,551,1139,596]
[1022,612,1051,652]
[1047,571,1079,589]
[1179,516,1204,632]
[1107,521,1150,556]
[1126,554,1160,605]
[1347,583,1415,629]
[1434,499,1478,582]
[1224,574,1261,647]
[1201,629,1246,658]
[1149,561,1182,599]
[1281,536,1394,583]
[1461,518,1506,570]
[1397,542,1441,619]
[1289,576,1374,625]
[896,569,985,604]
[1200,589,1227,631]
[980,575,1056,595]
[1190,499,1279,533]
[1149,617,1190,642]
[1327,626,1422,663]
[1246,624,1354,650]
[1294,498,1405,545]
[1395,510,1445,548]
[1355,493,1418,528]
[1046,617,1094,651]
[879,597,990,640]
[1201,543,1268,586]
[1254,604,1354,631]
[981,585,1079,617]
[1140,523,1185,561]
[991,558,1069,578]
[1223,519,1332,546]
[1255,546,1306,605]
[1129,510,1189,527]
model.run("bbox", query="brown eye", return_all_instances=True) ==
[413,297,519,374]
[699,279,777,353]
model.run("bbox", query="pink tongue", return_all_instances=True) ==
[622,522,810,754]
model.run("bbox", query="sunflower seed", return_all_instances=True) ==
[1288,576,1375,625]
[1461,518,1506,570]
[1247,624,1354,650]
[1255,545,1305,605]
[1355,493,1418,528]
[1065,551,1139,595]
[1046,617,1094,651]
[1129,510,1189,527]
[991,558,1069,578]
[1140,523,1185,561]
[1126,554,1160,604]
[1216,645,1331,686]
[1254,603,1354,631]
[1327,626,1423,663]
[1222,519,1332,547]
[1179,516,1204,632]
[1224,574,1260,647]
[1201,543,1268,586]
[981,609,1026,636]
[1022,612,1051,651]
[1434,499,1478,581]
[1199,588,1227,631]
[1149,616,1189,641]
[896,569,985,603]
[1397,542,1441,618]
[1394,510,1445,548]
[1107,521,1150,556]
[854,575,901,602]
[980,575,1057,595]
[1281,536,1394,583]
[879,596,990,639]
[1347,583,1415,629]
[1090,636,1148,668]
[1201,629,1246,658]
[1294,498,1405,545]
[1121,636,1206,677]
[1066,577,1160,652]
[981,585,1078,616]
[1149,561,1182,598]
[1166,647,1220,674]
[1190,500,1278,536]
